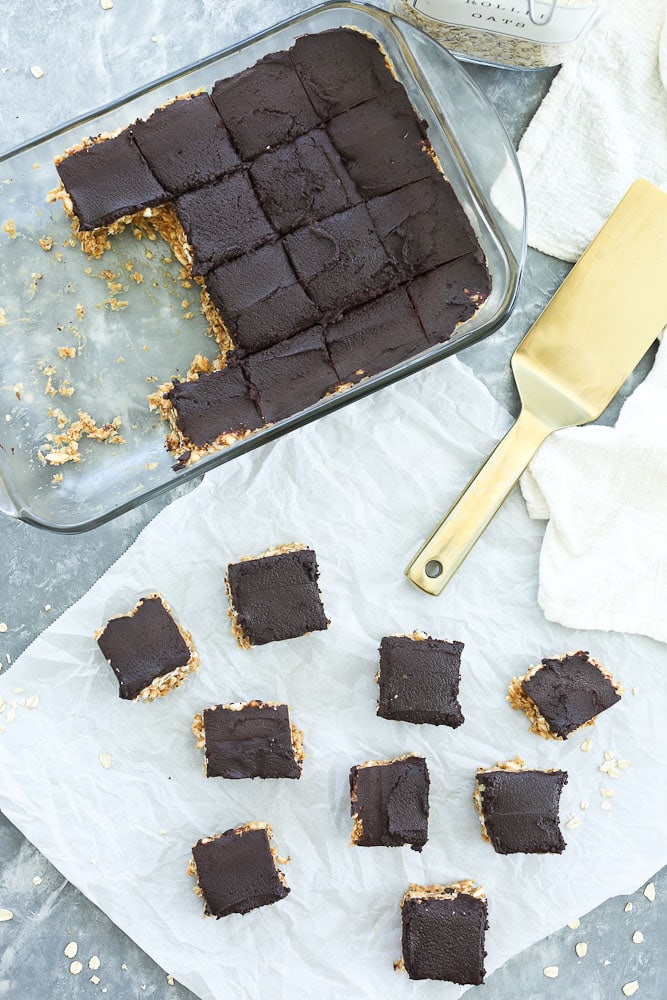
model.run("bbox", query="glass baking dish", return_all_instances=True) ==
[0,0,525,532]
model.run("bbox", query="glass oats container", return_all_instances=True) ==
[0,1,525,532]
[396,0,604,68]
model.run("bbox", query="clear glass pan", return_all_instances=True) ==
[0,0,525,532]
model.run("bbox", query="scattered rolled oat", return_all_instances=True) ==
[44,604,51,612]
[567,919,580,930]
[617,759,631,769]
[12,687,22,694]
[30,65,44,79]
[622,982,639,997]
[121,963,128,970]
[543,966,559,979]
[565,816,581,829]
[100,0,113,7]
[580,738,593,752]
[643,883,656,902]
[64,941,78,959]
[89,956,101,971]
[601,801,612,811]
[90,976,101,985]
[625,902,633,912]
[167,974,175,986]
[575,942,588,958]
[0,623,7,632]
[580,801,589,810]
[70,960,83,975]
[0,909,13,921]
[99,752,112,769]
[5,708,16,724]
[604,749,615,761]
[601,787,614,798]
[632,931,643,944]
[632,687,639,696]
[31,876,42,886]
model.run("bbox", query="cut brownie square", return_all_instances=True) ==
[242,326,338,423]
[508,650,622,741]
[327,89,437,199]
[474,757,568,855]
[55,130,167,231]
[211,51,319,161]
[368,177,477,281]
[131,93,240,196]
[349,755,429,851]
[204,242,320,355]
[377,632,464,728]
[290,27,400,119]
[173,173,274,276]
[326,287,427,385]
[193,700,304,779]
[226,543,329,648]
[187,822,290,918]
[399,881,488,984]
[284,204,395,313]
[166,365,263,449]
[250,129,359,235]
[408,252,491,344]
[95,593,199,701]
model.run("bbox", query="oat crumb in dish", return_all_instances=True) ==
[39,236,53,252]
[2,220,16,239]
[58,346,77,358]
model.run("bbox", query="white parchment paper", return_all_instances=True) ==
[0,357,664,1000]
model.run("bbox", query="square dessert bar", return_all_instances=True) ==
[193,701,305,779]
[52,27,492,465]
[474,757,568,855]
[226,544,329,648]
[508,650,622,740]
[349,755,429,851]
[376,632,464,727]
[187,823,290,918]
[399,881,488,985]
[95,593,199,701]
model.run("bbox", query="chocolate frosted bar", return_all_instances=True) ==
[408,252,491,344]
[250,129,360,235]
[95,593,199,701]
[290,27,400,118]
[166,366,262,449]
[187,823,290,918]
[399,882,488,985]
[349,755,429,851]
[193,701,305,779]
[474,757,568,855]
[55,130,166,231]
[226,544,329,648]
[508,650,622,740]
[211,50,319,160]
[376,632,464,727]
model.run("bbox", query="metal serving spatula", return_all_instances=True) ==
[406,179,667,596]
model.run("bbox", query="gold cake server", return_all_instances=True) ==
[406,179,667,596]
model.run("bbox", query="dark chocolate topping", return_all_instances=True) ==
[250,129,360,235]
[408,252,491,345]
[211,50,320,161]
[205,242,319,355]
[173,173,274,276]
[290,27,400,119]
[97,596,190,700]
[56,130,167,231]
[377,634,464,727]
[368,177,477,280]
[203,702,300,779]
[167,366,262,448]
[131,94,240,196]
[327,89,437,199]
[242,326,338,424]
[523,652,621,739]
[477,769,568,855]
[402,892,488,985]
[192,825,289,918]
[326,287,427,385]
[227,547,329,646]
[350,756,429,851]
[284,204,395,313]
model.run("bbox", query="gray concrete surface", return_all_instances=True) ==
[0,2,664,997]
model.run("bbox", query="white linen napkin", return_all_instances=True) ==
[514,0,667,643]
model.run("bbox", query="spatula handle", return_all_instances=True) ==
[405,409,552,596]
